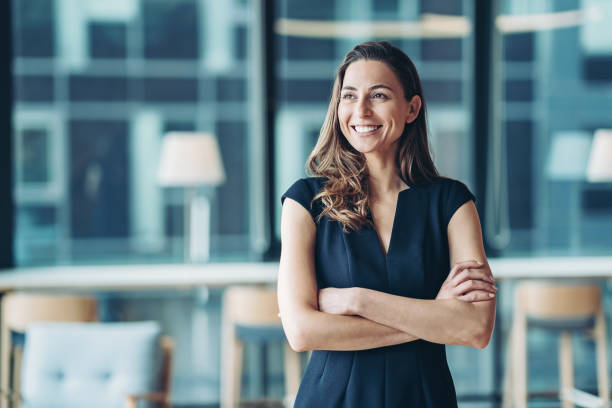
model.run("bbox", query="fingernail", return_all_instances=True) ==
[493,286,498,290]
[476,261,483,265]
[489,293,495,297]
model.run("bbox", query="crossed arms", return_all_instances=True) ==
[278,198,496,352]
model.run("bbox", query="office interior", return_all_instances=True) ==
[1,0,612,407]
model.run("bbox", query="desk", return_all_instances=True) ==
[0,262,279,291]
[1,256,610,290]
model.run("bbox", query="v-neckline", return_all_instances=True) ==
[367,186,412,260]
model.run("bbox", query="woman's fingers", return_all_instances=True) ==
[448,260,486,280]
[458,289,496,303]
[455,279,497,296]
[452,267,494,287]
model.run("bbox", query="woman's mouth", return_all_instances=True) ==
[351,125,382,135]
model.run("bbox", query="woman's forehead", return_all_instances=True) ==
[342,60,402,90]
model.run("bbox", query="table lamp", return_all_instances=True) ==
[587,129,612,182]
[157,132,225,262]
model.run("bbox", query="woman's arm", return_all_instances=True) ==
[337,201,496,349]
[278,198,418,352]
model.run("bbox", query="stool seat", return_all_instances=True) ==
[502,283,610,408]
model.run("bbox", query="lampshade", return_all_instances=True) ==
[547,130,592,180]
[157,132,226,186]
[587,129,612,182]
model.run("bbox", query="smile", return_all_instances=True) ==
[351,125,382,134]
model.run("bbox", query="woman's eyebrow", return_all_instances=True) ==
[341,84,394,92]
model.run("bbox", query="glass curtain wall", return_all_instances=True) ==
[491,0,612,401]
[12,0,263,265]
[488,0,612,257]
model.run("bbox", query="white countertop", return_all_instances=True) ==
[0,257,611,291]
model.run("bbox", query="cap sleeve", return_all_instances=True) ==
[443,179,476,226]
[281,178,318,220]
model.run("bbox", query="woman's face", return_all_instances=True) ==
[338,59,420,156]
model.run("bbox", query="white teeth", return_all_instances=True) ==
[353,125,380,133]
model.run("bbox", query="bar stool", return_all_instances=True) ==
[220,286,301,408]
[502,283,610,408]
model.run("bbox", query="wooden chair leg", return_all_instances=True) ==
[283,344,301,408]
[595,312,610,406]
[559,331,575,408]
[512,310,527,408]
[233,338,244,408]
[1,324,11,408]
[221,318,242,408]
[502,326,514,408]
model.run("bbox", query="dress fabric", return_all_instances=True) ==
[281,176,476,408]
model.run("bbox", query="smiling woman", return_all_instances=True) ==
[278,41,496,408]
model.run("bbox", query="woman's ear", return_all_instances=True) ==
[406,95,422,124]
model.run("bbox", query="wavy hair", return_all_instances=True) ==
[306,41,439,232]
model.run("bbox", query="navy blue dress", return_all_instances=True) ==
[281,176,476,408]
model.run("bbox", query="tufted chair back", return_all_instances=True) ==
[20,321,164,408]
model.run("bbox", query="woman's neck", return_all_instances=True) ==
[365,157,408,200]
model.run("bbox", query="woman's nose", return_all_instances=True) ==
[356,98,372,117]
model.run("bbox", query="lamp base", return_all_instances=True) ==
[189,194,211,262]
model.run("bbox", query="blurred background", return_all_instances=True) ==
[3,0,612,407]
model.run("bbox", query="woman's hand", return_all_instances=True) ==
[318,287,358,315]
[436,260,497,302]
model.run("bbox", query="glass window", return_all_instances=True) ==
[12,0,263,265]
[487,0,612,256]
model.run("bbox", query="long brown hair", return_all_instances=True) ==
[307,41,439,232]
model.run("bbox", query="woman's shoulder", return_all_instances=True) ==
[417,176,473,197]
[282,176,326,199]
[280,177,327,219]
[417,176,476,225]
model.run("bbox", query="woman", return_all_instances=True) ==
[278,41,496,407]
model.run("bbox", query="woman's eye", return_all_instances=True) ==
[341,93,355,100]
[372,92,388,99]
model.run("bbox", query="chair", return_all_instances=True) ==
[1,321,173,408]
[0,293,98,408]
[502,283,610,408]
[220,286,301,408]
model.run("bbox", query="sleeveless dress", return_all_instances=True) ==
[280,176,476,408]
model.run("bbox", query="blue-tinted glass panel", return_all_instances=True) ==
[13,0,55,57]
[143,78,198,102]
[15,76,54,102]
[280,79,333,102]
[584,56,612,82]
[505,80,533,102]
[216,121,247,235]
[69,120,129,239]
[420,0,462,15]
[504,32,534,61]
[284,0,336,19]
[421,80,462,102]
[20,129,49,183]
[216,78,246,102]
[69,76,128,102]
[90,22,127,59]
[143,0,199,59]
[421,39,462,61]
